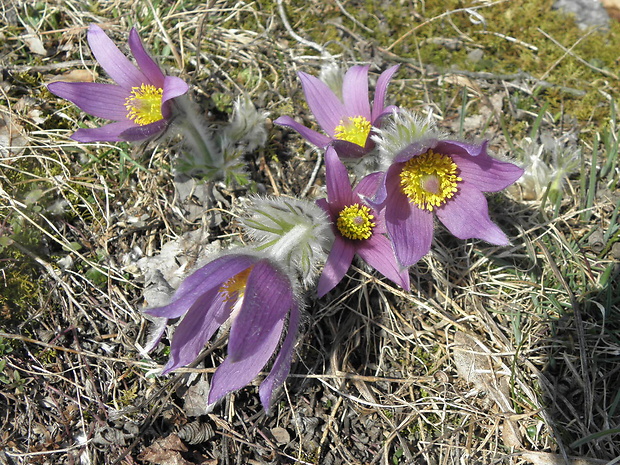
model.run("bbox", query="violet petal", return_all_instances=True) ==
[71,121,136,142]
[331,139,372,159]
[145,254,258,319]
[325,146,354,208]
[317,237,355,297]
[436,182,510,245]
[342,65,371,119]
[273,115,332,148]
[385,171,434,267]
[357,235,410,290]
[47,82,130,121]
[371,65,399,122]
[298,71,346,135]
[354,171,382,198]
[128,27,165,87]
[451,152,524,192]
[161,76,190,118]
[434,139,486,158]
[227,260,293,362]
[208,318,285,405]
[119,119,167,141]
[87,24,147,89]
[259,302,300,411]
[160,287,226,374]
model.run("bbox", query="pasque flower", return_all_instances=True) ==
[274,65,399,158]
[375,139,524,267]
[316,147,410,297]
[145,251,299,411]
[48,24,188,142]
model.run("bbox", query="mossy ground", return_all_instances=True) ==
[1,0,619,464]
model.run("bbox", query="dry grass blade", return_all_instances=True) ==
[1,1,620,464]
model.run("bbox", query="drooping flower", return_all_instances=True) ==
[145,251,299,411]
[274,65,399,158]
[375,139,524,267]
[47,24,188,142]
[316,147,410,297]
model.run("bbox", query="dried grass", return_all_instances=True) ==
[1,1,619,464]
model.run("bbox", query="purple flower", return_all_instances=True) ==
[145,252,299,411]
[376,140,524,267]
[47,24,188,142]
[274,65,399,158]
[316,147,410,297]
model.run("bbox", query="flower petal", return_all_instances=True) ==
[451,149,524,192]
[331,139,372,159]
[145,254,258,319]
[160,288,227,374]
[371,65,399,122]
[128,27,165,87]
[357,234,410,290]
[161,76,189,118]
[385,170,434,267]
[274,115,332,148]
[71,120,136,142]
[435,139,486,158]
[342,65,371,119]
[317,237,355,297]
[47,82,130,120]
[120,119,167,141]
[208,318,285,405]
[143,317,168,353]
[393,139,437,164]
[227,260,293,362]
[259,301,300,411]
[298,71,346,135]
[87,24,147,89]
[436,182,510,245]
[354,171,382,198]
[325,146,354,208]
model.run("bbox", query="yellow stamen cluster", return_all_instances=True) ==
[125,84,164,126]
[219,267,253,303]
[337,204,376,240]
[399,150,462,211]
[334,116,372,147]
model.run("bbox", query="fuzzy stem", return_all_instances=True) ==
[173,95,222,169]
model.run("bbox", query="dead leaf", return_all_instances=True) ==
[520,450,609,465]
[47,69,96,84]
[0,107,27,157]
[183,377,211,417]
[442,74,483,96]
[21,25,47,56]
[453,332,523,449]
[270,427,290,445]
[138,434,193,465]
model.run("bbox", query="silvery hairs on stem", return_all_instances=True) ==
[240,195,334,288]
[173,95,269,185]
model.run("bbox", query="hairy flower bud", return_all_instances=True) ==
[241,196,333,287]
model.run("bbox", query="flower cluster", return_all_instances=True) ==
[48,25,523,412]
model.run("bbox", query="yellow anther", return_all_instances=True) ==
[219,267,253,303]
[125,84,164,125]
[337,204,375,240]
[334,116,372,147]
[399,150,462,211]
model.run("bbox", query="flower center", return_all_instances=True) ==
[125,84,164,126]
[334,116,372,147]
[399,150,462,211]
[219,267,253,303]
[336,204,376,240]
